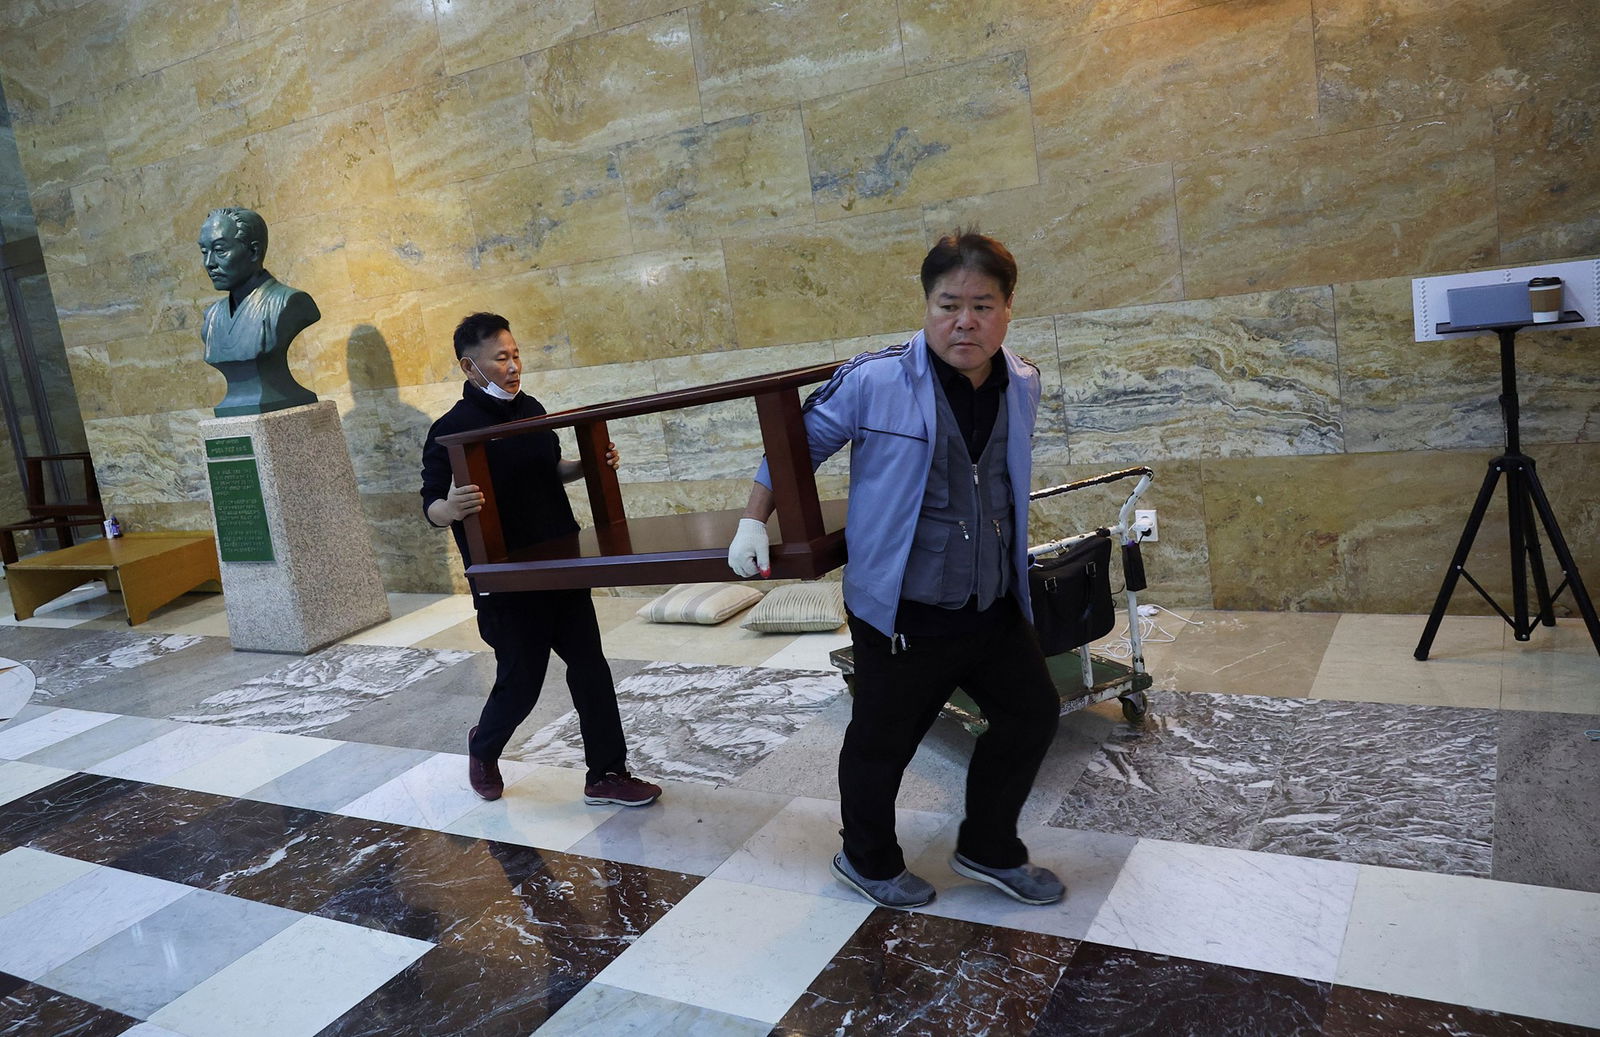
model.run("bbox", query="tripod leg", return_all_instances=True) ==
[1523,467,1600,657]
[1416,462,1504,660]
[1516,475,1557,629]
[1504,464,1532,641]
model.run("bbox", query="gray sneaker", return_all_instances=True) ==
[950,851,1065,905]
[831,852,935,909]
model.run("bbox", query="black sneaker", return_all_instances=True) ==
[950,851,1065,905]
[583,773,662,807]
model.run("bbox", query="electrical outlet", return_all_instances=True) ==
[1134,508,1159,542]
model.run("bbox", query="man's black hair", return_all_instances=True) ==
[920,228,1018,301]
[453,312,511,358]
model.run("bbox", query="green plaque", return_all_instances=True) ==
[207,457,275,562]
[205,436,255,459]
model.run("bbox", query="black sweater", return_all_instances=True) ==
[419,382,579,570]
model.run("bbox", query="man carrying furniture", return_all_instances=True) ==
[728,231,1064,909]
[421,312,661,808]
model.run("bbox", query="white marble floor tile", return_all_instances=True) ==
[0,846,97,918]
[41,887,301,1020]
[756,630,852,672]
[708,795,950,903]
[158,730,340,797]
[150,596,231,638]
[0,759,73,808]
[0,706,119,759]
[1085,839,1360,982]
[339,593,467,647]
[567,780,792,876]
[596,877,871,1024]
[147,914,431,1037]
[1337,866,1600,1029]
[337,752,485,831]
[21,714,182,770]
[440,762,619,850]
[90,722,260,784]
[1500,619,1600,714]
[1311,642,1503,708]
[0,657,34,720]
[113,1025,189,1037]
[538,982,772,1036]
[909,822,1139,941]
[0,864,192,979]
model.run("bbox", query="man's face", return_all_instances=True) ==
[198,216,263,291]
[462,329,521,395]
[923,266,1012,384]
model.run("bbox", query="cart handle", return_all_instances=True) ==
[1027,466,1155,559]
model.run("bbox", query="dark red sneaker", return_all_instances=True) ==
[467,725,503,801]
[583,773,661,807]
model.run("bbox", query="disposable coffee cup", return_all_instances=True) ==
[1529,276,1563,323]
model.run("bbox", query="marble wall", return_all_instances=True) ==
[0,0,1596,612]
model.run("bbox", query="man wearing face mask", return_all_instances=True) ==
[420,312,661,808]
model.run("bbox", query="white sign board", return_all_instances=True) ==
[1411,258,1599,341]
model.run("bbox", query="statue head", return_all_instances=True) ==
[197,207,268,293]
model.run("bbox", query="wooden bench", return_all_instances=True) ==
[437,362,848,591]
[4,531,220,625]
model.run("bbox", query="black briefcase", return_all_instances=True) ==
[1028,534,1115,655]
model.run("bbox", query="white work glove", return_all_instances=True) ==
[728,517,771,578]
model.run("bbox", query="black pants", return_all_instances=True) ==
[467,589,627,785]
[840,600,1060,879]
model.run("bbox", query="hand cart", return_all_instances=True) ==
[829,466,1156,735]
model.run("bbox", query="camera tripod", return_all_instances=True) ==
[1415,318,1600,660]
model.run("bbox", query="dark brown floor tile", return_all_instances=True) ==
[772,910,1078,1037]
[1323,985,1600,1036]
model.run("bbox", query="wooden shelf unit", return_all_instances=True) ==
[437,361,848,592]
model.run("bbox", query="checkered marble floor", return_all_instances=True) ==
[1,581,1598,1035]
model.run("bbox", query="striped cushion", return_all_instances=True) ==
[739,582,846,633]
[636,583,764,625]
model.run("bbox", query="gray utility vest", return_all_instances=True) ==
[900,383,1014,610]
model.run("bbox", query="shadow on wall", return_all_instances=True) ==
[344,323,462,594]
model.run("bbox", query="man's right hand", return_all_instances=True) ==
[728,517,771,578]
[435,482,484,524]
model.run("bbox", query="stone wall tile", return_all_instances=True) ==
[722,209,927,349]
[560,248,736,368]
[899,0,1159,75]
[924,161,1182,319]
[125,0,238,76]
[341,190,479,299]
[650,341,838,481]
[1175,113,1498,298]
[253,103,397,222]
[106,329,223,417]
[1030,0,1318,176]
[1494,84,1600,265]
[381,59,533,193]
[526,12,700,160]
[1057,287,1342,464]
[1201,445,1600,614]
[433,0,597,77]
[1314,0,1599,132]
[523,359,672,482]
[100,65,247,173]
[619,107,813,251]
[690,0,904,123]
[0,0,134,111]
[9,97,110,193]
[464,151,632,274]
[414,269,572,373]
[303,0,443,116]
[805,53,1036,220]
[190,23,315,137]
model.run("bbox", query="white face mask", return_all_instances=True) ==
[466,357,518,401]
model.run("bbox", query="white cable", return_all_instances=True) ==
[1095,603,1200,659]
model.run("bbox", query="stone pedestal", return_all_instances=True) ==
[200,400,389,653]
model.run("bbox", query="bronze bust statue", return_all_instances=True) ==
[197,207,319,417]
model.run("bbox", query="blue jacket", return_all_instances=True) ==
[757,331,1041,638]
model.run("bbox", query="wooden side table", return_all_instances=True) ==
[437,362,847,591]
[4,531,221,625]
